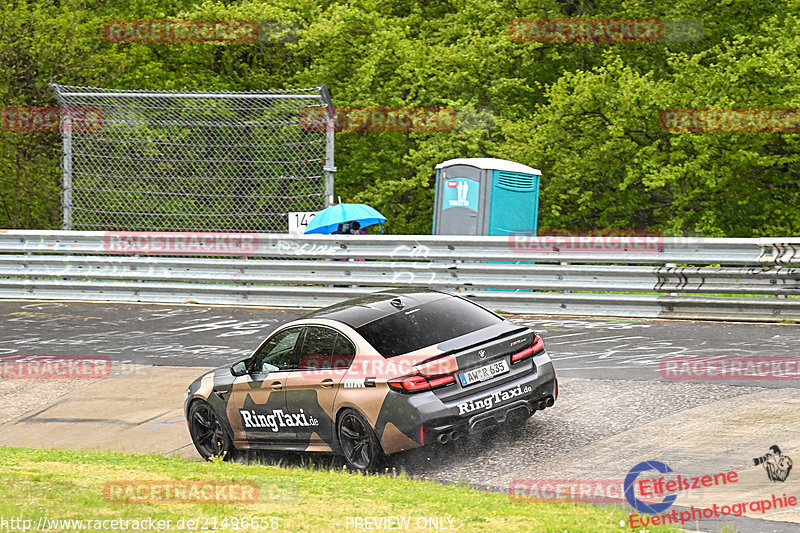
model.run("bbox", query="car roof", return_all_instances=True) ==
[301,288,453,329]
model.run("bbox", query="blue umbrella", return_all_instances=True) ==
[304,203,386,234]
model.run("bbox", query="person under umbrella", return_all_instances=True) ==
[332,221,366,262]
[303,202,386,235]
[332,221,366,235]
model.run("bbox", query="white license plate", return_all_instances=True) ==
[459,360,509,387]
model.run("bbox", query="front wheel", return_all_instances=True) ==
[337,409,384,471]
[188,400,235,461]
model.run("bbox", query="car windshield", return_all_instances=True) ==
[355,297,503,357]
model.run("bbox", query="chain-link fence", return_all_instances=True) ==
[51,84,334,232]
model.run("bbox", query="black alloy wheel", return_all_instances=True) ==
[337,409,383,471]
[189,401,234,461]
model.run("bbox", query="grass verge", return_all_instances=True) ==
[0,446,679,532]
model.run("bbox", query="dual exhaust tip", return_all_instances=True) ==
[435,430,460,444]
[536,396,555,411]
[436,396,555,444]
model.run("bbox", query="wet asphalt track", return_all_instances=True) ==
[2,300,799,533]
[1,300,798,383]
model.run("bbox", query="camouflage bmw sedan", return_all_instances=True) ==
[185,289,558,470]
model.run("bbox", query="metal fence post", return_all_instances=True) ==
[61,126,73,230]
[53,87,73,230]
[320,85,336,208]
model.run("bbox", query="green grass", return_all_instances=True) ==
[0,446,680,532]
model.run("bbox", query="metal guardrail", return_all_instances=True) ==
[0,230,798,322]
[757,238,800,266]
[0,231,769,263]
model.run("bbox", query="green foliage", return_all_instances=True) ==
[0,446,677,532]
[0,0,797,235]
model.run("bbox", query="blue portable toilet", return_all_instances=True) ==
[432,158,541,236]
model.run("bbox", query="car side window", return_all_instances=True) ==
[299,326,338,370]
[251,327,303,372]
[298,326,357,371]
[331,333,357,370]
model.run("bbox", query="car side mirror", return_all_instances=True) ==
[230,359,249,377]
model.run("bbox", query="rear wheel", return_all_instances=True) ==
[188,400,235,461]
[337,409,383,471]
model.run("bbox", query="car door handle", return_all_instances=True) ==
[270,381,283,391]
[320,378,334,389]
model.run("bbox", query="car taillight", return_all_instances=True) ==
[511,335,545,364]
[388,373,455,393]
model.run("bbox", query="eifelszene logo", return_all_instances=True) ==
[625,461,739,516]
[624,461,678,513]
[754,445,793,482]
